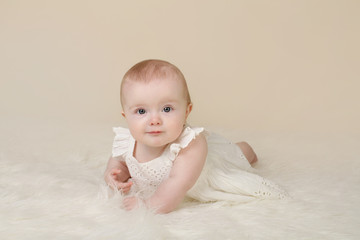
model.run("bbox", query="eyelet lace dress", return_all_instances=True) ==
[112,126,288,202]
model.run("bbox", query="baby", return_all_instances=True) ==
[104,59,287,213]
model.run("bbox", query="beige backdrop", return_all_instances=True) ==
[1,0,359,133]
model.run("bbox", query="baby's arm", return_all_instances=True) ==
[127,134,207,213]
[104,156,132,193]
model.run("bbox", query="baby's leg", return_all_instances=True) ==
[236,142,258,164]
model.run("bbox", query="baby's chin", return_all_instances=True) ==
[143,138,178,149]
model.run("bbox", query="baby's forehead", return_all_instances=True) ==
[123,76,184,89]
[122,77,186,102]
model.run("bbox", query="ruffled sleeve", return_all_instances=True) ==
[168,126,205,161]
[112,127,131,157]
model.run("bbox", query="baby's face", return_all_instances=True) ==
[121,78,192,149]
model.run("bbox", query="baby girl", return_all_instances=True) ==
[104,59,287,213]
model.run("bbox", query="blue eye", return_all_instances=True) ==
[137,109,146,114]
[163,107,172,113]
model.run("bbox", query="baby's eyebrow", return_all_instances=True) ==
[127,104,146,110]
[162,100,180,105]
[163,102,176,105]
[126,100,181,110]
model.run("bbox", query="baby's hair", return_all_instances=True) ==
[120,59,192,105]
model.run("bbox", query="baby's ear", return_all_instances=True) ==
[121,112,126,118]
[186,103,193,117]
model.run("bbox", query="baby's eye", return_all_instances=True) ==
[136,109,146,114]
[163,107,172,113]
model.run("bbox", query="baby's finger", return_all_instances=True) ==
[117,181,132,189]
[111,169,121,175]
[117,181,133,192]
[121,183,133,193]
[121,187,131,193]
[123,196,138,210]
[106,179,119,190]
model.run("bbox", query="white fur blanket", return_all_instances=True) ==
[1,120,359,239]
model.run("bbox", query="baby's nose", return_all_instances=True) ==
[150,114,162,125]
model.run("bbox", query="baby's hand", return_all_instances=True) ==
[114,161,131,182]
[104,167,132,193]
[123,196,140,211]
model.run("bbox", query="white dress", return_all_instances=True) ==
[112,126,288,202]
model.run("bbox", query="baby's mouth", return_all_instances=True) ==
[147,131,162,134]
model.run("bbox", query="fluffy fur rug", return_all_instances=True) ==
[1,120,359,239]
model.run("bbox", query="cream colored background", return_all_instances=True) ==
[1,0,359,133]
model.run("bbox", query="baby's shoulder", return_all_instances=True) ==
[167,126,207,161]
[191,132,207,151]
[177,132,208,158]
